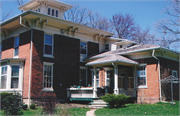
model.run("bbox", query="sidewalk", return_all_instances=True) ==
[86,109,96,116]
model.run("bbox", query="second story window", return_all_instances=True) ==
[80,42,87,55]
[105,44,109,51]
[52,9,54,16]
[38,8,40,12]
[56,10,58,17]
[48,8,51,15]
[14,36,19,58]
[44,34,53,56]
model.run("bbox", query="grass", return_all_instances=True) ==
[0,106,90,116]
[95,101,180,116]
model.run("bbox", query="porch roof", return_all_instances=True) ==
[86,54,139,66]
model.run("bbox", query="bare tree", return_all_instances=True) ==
[111,13,138,39]
[64,4,89,24]
[16,0,24,12]
[0,2,13,22]
[157,0,180,49]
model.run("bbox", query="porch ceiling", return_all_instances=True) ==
[86,54,139,67]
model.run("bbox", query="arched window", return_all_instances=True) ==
[48,8,51,15]
[52,9,54,16]
[56,10,58,17]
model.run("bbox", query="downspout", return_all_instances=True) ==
[152,49,162,102]
[20,16,32,106]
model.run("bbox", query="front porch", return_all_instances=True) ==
[67,54,139,101]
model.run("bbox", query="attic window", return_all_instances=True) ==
[48,8,51,15]
[56,10,58,17]
[105,44,109,50]
[52,9,54,16]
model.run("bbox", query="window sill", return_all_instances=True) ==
[42,88,54,92]
[43,55,54,58]
[0,89,23,92]
[138,86,148,89]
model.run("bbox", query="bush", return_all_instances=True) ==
[101,93,129,108]
[2,92,23,115]
[0,92,13,109]
[41,97,56,114]
[30,104,36,109]
[22,104,28,110]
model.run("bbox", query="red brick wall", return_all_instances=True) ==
[1,37,14,59]
[99,69,105,87]
[136,58,160,104]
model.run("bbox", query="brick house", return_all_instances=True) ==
[0,0,179,105]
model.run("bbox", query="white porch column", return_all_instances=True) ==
[93,67,97,98]
[133,65,137,97]
[113,64,119,95]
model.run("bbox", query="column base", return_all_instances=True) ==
[114,88,119,95]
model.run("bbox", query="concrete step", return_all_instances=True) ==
[88,99,108,108]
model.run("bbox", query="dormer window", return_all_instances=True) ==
[48,8,51,15]
[56,10,58,17]
[52,9,54,16]
[38,8,40,12]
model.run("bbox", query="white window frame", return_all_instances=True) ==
[42,62,54,92]
[172,70,178,78]
[105,43,110,51]
[91,70,100,87]
[138,64,148,88]
[0,63,23,92]
[13,36,19,58]
[10,64,20,89]
[55,9,59,17]
[43,34,54,58]
[80,67,87,87]
[0,65,8,89]
[48,7,51,15]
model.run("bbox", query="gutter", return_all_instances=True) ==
[20,15,32,106]
[152,49,162,102]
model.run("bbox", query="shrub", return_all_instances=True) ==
[0,92,13,109]
[2,92,23,115]
[22,104,28,110]
[30,104,36,109]
[41,97,56,114]
[101,93,129,108]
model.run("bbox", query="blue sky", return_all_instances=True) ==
[1,0,171,35]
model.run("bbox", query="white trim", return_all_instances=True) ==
[44,34,54,57]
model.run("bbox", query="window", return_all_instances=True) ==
[1,66,7,89]
[48,8,51,15]
[92,71,99,87]
[80,42,87,55]
[38,8,40,12]
[56,10,58,17]
[0,43,2,59]
[137,65,146,86]
[106,71,111,87]
[80,67,87,87]
[43,63,53,89]
[11,66,19,89]
[172,70,177,78]
[119,45,122,48]
[52,9,54,16]
[44,34,53,56]
[118,72,126,88]
[14,36,19,58]
[105,44,109,50]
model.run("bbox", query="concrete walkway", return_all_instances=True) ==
[86,109,97,116]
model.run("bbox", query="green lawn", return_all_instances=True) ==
[95,101,180,116]
[0,107,90,116]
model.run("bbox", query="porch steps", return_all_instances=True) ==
[88,99,108,108]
